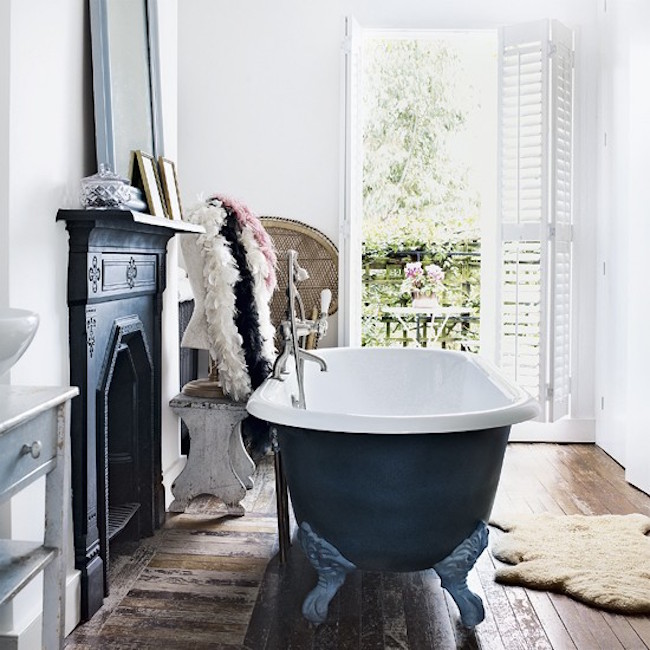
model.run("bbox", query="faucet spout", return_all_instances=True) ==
[298,348,327,372]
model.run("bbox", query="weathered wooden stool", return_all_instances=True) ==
[168,393,255,516]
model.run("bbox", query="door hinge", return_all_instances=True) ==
[546,384,554,401]
[548,42,557,58]
[342,36,352,54]
[548,224,556,239]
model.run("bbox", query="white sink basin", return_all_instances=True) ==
[0,308,39,378]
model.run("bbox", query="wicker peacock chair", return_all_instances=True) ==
[260,217,339,348]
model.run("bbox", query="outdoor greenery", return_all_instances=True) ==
[361,37,482,347]
[362,242,481,348]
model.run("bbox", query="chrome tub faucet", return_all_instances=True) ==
[271,250,330,408]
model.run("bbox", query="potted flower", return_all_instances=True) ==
[400,261,445,308]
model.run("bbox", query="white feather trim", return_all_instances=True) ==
[237,225,277,363]
[184,201,252,401]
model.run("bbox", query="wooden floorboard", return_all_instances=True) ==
[65,443,650,649]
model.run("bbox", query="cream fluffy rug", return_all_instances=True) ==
[490,512,650,614]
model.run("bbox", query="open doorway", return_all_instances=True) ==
[342,19,576,427]
[357,30,498,361]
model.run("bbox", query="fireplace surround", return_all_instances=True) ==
[57,209,202,620]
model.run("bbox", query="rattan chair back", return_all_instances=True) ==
[260,217,339,332]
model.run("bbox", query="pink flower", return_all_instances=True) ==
[425,264,445,284]
[404,262,423,279]
[400,261,445,296]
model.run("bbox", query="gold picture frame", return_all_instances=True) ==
[158,157,183,220]
[129,150,167,218]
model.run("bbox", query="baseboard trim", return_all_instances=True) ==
[509,418,595,443]
[65,569,80,637]
[162,455,187,509]
[0,569,81,647]
[0,613,39,650]
[626,469,650,497]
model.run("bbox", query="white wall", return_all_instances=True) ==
[597,0,650,494]
[178,0,599,437]
[0,0,184,642]
[0,6,11,639]
[0,1,8,314]
[596,0,628,466]
[178,1,343,241]
[8,1,93,387]
[0,0,94,645]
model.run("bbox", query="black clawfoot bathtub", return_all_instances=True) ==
[247,347,539,626]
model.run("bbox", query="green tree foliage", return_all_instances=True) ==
[362,38,480,252]
[361,37,482,347]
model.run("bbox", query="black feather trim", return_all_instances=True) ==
[220,208,273,390]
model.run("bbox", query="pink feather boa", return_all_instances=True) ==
[210,194,277,291]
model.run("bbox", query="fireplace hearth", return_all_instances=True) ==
[57,209,203,620]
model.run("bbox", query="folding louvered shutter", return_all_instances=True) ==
[498,20,574,422]
[547,20,573,421]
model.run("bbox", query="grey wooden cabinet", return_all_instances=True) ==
[0,385,78,649]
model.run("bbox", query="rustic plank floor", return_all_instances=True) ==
[65,443,650,649]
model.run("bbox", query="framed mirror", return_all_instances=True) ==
[89,0,164,178]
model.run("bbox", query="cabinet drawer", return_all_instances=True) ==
[0,409,57,499]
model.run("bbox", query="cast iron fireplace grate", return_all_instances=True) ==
[108,503,141,540]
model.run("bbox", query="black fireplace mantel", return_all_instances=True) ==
[57,209,203,621]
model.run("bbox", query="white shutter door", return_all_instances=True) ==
[548,20,574,421]
[339,15,363,346]
[498,21,549,412]
[498,20,574,422]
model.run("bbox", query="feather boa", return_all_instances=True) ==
[184,199,276,402]
[210,193,277,291]
[219,207,272,389]
[237,219,276,365]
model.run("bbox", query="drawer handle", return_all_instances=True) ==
[21,441,42,459]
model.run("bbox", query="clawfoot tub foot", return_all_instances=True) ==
[297,522,356,625]
[433,521,489,627]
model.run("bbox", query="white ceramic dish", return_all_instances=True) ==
[0,308,39,378]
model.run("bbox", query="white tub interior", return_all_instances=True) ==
[247,347,540,434]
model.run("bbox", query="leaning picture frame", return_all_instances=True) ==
[129,150,167,218]
[158,157,183,220]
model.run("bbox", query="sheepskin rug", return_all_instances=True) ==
[490,512,650,614]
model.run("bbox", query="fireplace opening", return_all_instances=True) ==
[107,345,142,540]
[97,315,155,590]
